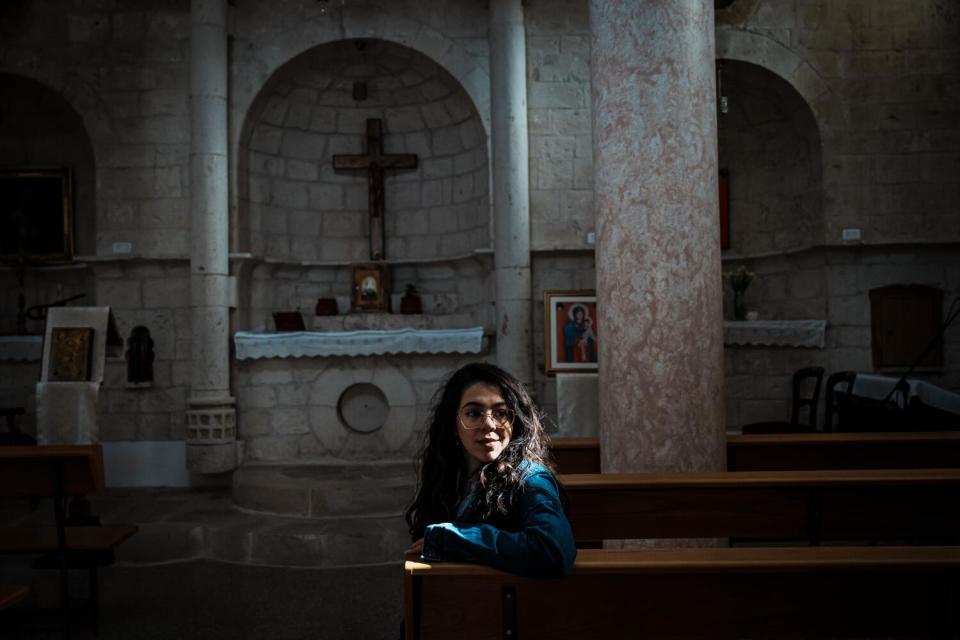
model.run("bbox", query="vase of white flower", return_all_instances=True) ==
[725,266,755,321]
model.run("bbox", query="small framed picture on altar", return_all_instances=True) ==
[543,290,598,375]
[351,263,390,313]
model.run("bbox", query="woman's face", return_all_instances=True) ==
[456,382,513,469]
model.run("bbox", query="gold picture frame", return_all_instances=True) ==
[48,327,94,381]
[0,168,73,261]
[351,263,390,313]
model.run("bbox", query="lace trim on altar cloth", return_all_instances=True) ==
[234,327,486,359]
[723,320,827,348]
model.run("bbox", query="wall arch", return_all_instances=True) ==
[0,72,98,256]
[228,4,492,256]
[717,60,824,257]
[236,38,489,261]
[716,29,834,125]
[229,5,490,145]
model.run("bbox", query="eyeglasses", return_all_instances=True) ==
[458,406,515,430]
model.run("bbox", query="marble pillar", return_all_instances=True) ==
[490,0,533,386]
[590,1,725,474]
[187,0,237,473]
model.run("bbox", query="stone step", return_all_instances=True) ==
[232,461,418,518]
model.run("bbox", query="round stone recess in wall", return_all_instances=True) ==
[338,383,389,433]
[309,363,417,456]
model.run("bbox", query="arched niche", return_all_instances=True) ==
[0,73,97,256]
[237,39,489,263]
[717,60,823,256]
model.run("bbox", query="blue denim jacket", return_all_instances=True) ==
[420,462,576,577]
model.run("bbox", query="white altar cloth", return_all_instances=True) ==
[234,327,486,360]
[723,320,827,348]
[852,373,960,414]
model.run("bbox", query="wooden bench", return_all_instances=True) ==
[560,468,960,544]
[0,585,30,611]
[550,436,600,474]
[551,432,960,473]
[0,445,138,635]
[728,431,960,471]
[405,545,960,639]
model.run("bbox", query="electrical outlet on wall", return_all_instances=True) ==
[112,242,133,254]
[841,228,862,243]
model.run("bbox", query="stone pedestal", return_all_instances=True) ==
[556,374,598,437]
[35,306,120,445]
[590,1,725,474]
[36,382,99,445]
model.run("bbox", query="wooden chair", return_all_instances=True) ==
[741,366,825,434]
[824,371,857,432]
[0,445,138,636]
[0,407,35,446]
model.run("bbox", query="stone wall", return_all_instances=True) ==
[525,0,595,251]
[531,252,597,426]
[239,39,489,263]
[0,0,194,258]
[724,245,960,428]
[718,0,960,246]
[234,354,491,462]
[0,0,957,449]
[718,60,824,256]
[93,260,193,441]
[243,257,493,331]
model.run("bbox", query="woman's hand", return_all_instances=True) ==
[406,538,424,555]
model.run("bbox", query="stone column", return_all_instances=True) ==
[187,0,237,473]
[590,1,725,474]
[490,0,533,386]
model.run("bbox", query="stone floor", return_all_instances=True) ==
[1,486,411,639]
[2,557,404,640]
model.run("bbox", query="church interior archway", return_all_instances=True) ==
[717,60,823,257]
[237,38,489,263]
[0,72,97,258]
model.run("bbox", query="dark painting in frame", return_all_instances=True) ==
[0,168,73,261]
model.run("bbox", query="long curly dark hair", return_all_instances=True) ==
[405,362,553,540]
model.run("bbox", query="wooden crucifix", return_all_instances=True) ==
[332,118,418,261]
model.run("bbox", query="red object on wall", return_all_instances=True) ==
[719,169,730,250]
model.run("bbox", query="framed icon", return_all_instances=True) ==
[1,168,73,261]
[544,290,598,375]
[351,263,390,313]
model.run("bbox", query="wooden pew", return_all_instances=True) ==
[728,431,960,471]
[0,445,138,635]
[551,432,960,473]
[405,546,960,639]
[550,436,600,474]
[0,585,30,610]
[560,469,960,544]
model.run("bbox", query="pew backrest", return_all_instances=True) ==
[405,546,960,640]
[728,431,960,471]
[552,432,960,474]
[560,468,960,543]
[549,436,600,474]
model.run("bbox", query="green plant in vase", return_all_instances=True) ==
[724,265,755,321]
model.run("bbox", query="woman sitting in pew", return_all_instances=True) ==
[405,363,576,577]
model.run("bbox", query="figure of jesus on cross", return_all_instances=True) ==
[332,118,418,261]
